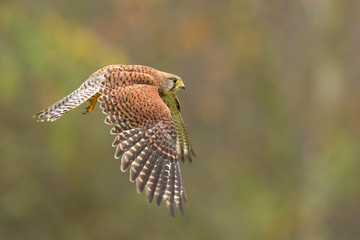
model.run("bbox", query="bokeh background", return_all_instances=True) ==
[1,0,360,239]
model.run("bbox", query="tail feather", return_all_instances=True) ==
[34,75,105,122]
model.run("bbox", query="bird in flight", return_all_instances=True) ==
[34,65,195,217]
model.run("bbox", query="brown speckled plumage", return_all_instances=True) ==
[34,65,194,217]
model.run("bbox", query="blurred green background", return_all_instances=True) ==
[1,0,360,239]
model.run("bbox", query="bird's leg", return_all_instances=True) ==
[83,93,100,114]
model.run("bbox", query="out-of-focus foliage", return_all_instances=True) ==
[1,0,360,239]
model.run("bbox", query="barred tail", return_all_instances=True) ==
[34,74,105,122]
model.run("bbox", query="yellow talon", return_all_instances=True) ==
[83,93,100,114]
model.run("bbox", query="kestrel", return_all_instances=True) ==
[34,65,195,217]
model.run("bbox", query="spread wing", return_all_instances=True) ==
[161,94,195,162]
[98,84,188,217]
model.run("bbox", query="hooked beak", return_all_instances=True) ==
[179,81,185,90]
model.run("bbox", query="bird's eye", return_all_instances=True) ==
[172,78,178,84]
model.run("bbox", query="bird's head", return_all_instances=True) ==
[158,72,185,96]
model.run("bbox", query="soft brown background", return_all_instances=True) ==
[1,0,360,239]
